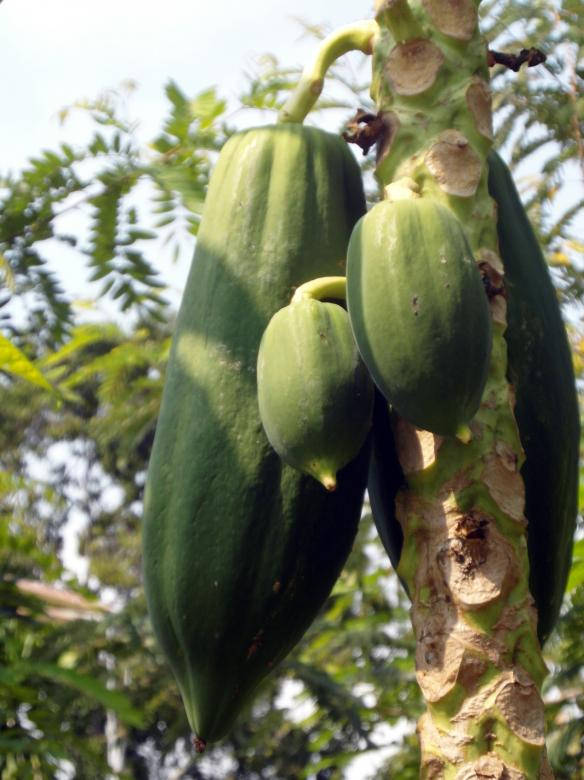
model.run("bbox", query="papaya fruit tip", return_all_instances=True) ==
[319,473,337,491]
[192,735,207,754]
[455,423,472,444]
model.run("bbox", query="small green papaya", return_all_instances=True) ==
[257,297,374,490]
[367,153,579,643]
[347,197,492,436]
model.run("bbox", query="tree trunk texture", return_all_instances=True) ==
[371,0,552,776]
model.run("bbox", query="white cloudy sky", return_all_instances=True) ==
[1,0,375,307]
[3,1,579,304]
[2,0,373,173]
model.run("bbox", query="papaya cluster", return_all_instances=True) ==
[258,192,493,497]
[142,121,579,747]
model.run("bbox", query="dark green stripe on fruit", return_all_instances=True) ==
[487,150,580,643]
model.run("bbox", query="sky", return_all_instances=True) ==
[1,0,375,309]
[3,1,579,304]
[1,0,373,174]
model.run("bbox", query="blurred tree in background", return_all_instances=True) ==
[0,2,582,777]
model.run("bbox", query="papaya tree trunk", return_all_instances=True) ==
[369,0,552,775]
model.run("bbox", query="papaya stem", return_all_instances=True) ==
[278,20,378,125]
[292,276,347,304]
[383,177,421,201]
[374,0,423,42]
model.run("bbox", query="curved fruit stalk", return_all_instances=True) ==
[257,277,374,490]
[142,124,369,747]
[279,20,378,124]
[347,196,492,436]
[362,0,559,774]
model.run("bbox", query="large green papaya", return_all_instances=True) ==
[367,152,579,643]
[257,297,374,491]
[142,124,369,746]
[346,197,492,436]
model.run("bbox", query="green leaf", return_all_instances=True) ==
[0,333,54,392]
[14,661,145,728]
[566,539,584,593]
[41,323,121,367]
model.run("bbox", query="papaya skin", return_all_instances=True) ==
[142,124,369,744]
[257,297,374,490]
[347,197,492,436]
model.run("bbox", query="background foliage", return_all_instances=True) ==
[0,1,582,777]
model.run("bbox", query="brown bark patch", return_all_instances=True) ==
[489,295,507,326]
[395,417,444,473]
[437,515,512,609]
[494,598,536,638]
[477,251,507,324]
[417,631,488,701]
[482,454,525,522]
[478,258,505,300]
[456,512,490,541]
[425,760,446,779]
[455,754,525,779]
[466,78,494,140]
[495,671,545,745]
[421,0,478,40]
[412,584,457,633]
[479,247,508,318]
[494,441,519,472]
[453,618,505,666]
[450,668,544,747]
[343,109,387,156]
[419,711,472,766]
[425,130,482,197]
[396,490,452,540]
[416,631,464,700]
[507,383,517,415]
[385,39,445,95]
[477,248,505,277]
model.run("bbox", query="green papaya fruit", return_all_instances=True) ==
[367,389,405,582]
[346,197,492,436]
[142,124,369,746]
[257,297,374,490]
[367,152,579,643]
[487,151,579,642]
